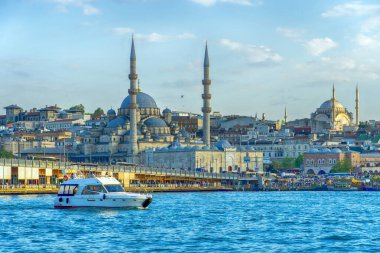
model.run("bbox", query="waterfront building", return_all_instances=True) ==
[142,140,263,173]
[359,153,380,173]
[303,148,360,174]
[250,137,311,159]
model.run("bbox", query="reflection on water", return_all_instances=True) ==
[0,192,380,252]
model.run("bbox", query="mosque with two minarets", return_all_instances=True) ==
[77,37,264,172]
[310,84,359,133]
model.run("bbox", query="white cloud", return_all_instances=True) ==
[220,38,283,65]
[112,28,196,43]
[51,0,100,15]
[192,0,216,6]
[276,27,303,40]
[322,2,380,17]
[356,34,380,48]
[135,33,168,43]
[191,0,262,7]
[297,56,380,83]
[305,37,337,56]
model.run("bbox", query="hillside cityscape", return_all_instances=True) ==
[1,38,379,179]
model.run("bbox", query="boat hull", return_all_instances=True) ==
[54,195,152,209]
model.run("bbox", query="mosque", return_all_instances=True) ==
[310,84,359,133]
[79,37,212,163]
[77,38,264,172]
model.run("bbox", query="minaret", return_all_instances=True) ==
[284,107,288,125]
[331,84,336,130]
[129,36,139,159]
[355,84,359,126]
[202,42,211,146]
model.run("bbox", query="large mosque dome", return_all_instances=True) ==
[120,92,158,109]
[320,99,345,109]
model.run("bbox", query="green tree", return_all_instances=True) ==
[69,104,85,113]
[330,158,352,173]
[92,108,104,119]
[295,154,304,168]
[282,157,295,169]
[0,148,14,158]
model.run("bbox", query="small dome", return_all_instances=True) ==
[144,118,168,127]
[107,117,127,128]
[321,148,331,153]
[58,110,68,115]
[184,146,192,151]
[163,108,172,114]
[215,140,232,150]
[192,146,201,150]
[332,148,342,153]
[120,92,158,109]
[309,148,319,153]
[107,108,116,115]
[202,146,210,150]
[320,99,345,109]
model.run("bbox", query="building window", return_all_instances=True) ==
[329,159,332,164]
[333,159,336,164]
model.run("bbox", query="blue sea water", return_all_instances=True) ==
[0,192,379,252]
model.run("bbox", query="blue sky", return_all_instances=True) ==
[1,0,380,121]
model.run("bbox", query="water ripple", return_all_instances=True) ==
[0,192,380,252]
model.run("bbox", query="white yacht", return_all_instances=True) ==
[54,176,152,209]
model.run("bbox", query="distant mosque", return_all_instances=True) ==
[310,84,359,133]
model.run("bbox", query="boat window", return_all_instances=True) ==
[58,184,78,196]
[104,184,125,193]
[81,185,106,195]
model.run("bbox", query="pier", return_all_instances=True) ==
[0,159,261,194]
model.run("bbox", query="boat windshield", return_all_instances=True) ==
[104,184,125,193]
[58,184,78,196]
